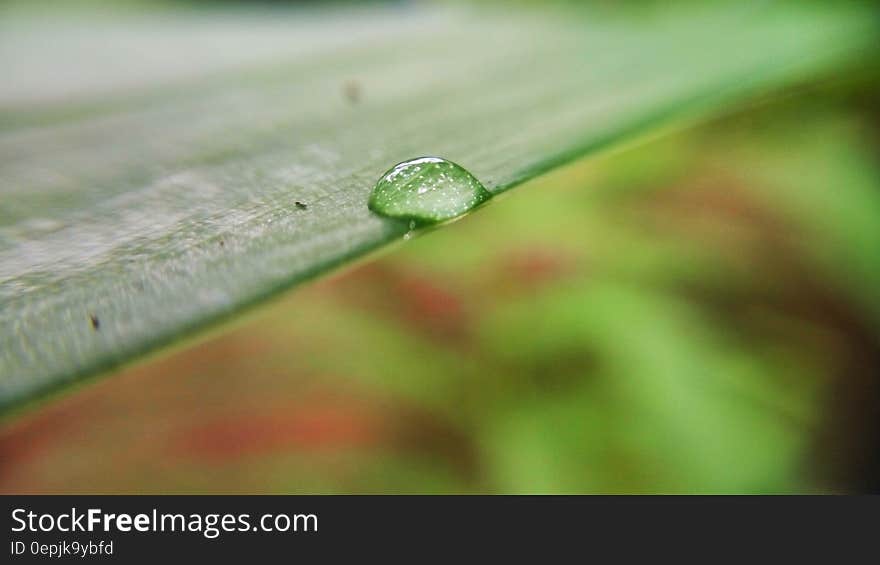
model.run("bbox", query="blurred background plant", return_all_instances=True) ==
[0,0,878,493]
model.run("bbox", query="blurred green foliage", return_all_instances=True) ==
[2,77,877,493]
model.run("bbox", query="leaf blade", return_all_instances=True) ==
[0,3,874,414]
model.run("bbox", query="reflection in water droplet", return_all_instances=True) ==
[368,156,491,225]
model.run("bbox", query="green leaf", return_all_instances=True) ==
[0,3,874,416]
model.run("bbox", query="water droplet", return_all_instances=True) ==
[368,157,491,225]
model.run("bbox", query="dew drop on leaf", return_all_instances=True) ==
[368,156,491,225]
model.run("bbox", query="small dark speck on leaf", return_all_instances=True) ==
[342,80,361,104]
[219,239,225,247]
[295,201,308,210]
[89,314,100,331]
